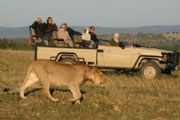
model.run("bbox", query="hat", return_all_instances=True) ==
[89,26,95,30]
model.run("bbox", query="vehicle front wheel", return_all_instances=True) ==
[139,62,161,80]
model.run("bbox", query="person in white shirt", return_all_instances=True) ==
[81,28,94,48]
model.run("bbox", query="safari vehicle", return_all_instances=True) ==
[29,26,179,79]
[33,40,179,80]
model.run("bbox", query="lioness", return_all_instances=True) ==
[19,60,105,103]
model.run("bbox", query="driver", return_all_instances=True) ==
[109,33,120,46]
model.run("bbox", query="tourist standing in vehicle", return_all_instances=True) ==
[109,33,120,46]
[89,26,98,48]
[31,17,45,37]
[58,23,73,47]
[44,17,57,46]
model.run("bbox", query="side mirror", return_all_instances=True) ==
[119,42,125,49]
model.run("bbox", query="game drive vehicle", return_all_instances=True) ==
[34,40,179,80]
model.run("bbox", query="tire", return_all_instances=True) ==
[59,59,77,65]
[139,62,161,80]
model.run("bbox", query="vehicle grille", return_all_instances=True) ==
[168,52,179,66]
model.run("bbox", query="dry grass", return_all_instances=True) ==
[0,49,180,120]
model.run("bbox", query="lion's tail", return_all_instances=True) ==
[2,64,33,94]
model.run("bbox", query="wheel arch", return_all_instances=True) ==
[55,52,79,62]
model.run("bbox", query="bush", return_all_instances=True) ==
[159,45,180,52]
[0,39,34,50]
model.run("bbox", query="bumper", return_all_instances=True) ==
[165,52,179,70]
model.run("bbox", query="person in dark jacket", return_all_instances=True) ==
[63,23,81,38]
[31,17,45,36]
[44,17,57,37]
[44,17,58,46]
[89,26,98,48]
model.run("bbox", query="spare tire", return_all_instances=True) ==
[60,59,77,65]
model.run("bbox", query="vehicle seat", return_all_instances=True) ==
[72,34,83,48]
[51,31,66,47]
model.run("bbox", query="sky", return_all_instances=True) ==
[0,0,180,27]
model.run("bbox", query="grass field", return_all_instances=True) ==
[0,50,180,120]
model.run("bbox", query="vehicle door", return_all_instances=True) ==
[97,45,135,68]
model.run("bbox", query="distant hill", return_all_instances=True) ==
[1,25,180,38]
[0,26,29,38]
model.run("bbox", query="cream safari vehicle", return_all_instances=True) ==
[29,26,179,80]
[33,39,179,80]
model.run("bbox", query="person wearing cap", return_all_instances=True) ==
[109,33,120,46]
[89,26,98,48]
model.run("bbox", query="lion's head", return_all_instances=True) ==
[87,67,105,85]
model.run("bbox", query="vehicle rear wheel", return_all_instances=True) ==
[59,59,77,65]
[139,62,161,80]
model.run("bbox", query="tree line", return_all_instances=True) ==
[0,38,33,50]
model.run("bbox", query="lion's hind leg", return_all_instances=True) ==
[19,72,39,99]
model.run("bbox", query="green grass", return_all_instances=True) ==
[0,50,180,120]
[159,45,180,52]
